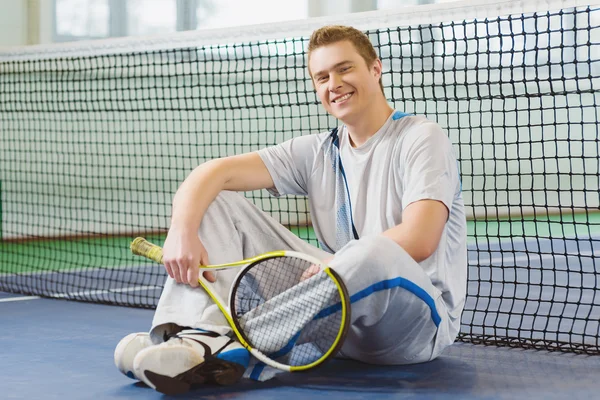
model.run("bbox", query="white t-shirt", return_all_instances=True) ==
[258,111,467,318]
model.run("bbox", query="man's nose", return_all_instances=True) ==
[328,74,342,92]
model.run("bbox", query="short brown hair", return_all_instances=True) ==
[307,25,384,94]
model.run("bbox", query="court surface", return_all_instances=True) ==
[1,290,598,400]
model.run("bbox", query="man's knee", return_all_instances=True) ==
[330,235,411,289]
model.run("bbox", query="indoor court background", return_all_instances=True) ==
[1,0,599,398]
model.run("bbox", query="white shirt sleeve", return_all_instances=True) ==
[257,134,320,197]
[399,122,459,211]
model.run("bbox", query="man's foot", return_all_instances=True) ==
[133,329,250,395]
[114,332,154,380]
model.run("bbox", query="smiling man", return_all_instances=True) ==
[114,25,467,395]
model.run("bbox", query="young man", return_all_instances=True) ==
[114,25,467,395]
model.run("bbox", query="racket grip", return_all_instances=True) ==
[130,237,164,264]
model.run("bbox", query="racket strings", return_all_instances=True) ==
[232,256,345,367]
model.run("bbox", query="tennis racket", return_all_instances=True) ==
[130,237,350,373]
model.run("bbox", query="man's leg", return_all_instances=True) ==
[120,191,328,394]
[242,234,459,381]
[328,235,457,364]
[151,190,329,339]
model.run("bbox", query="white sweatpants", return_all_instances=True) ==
[151,191,456,366]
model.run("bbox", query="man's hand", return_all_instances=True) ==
[300,255,334,281]
[162,228,216,287]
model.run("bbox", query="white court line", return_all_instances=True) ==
[0,285,159,302]
[0,263,163,278]
[470,234,600,250]
[470,250,600,265]
[469,254,555,265]
[49,285,161,299]
[0,296,41,303]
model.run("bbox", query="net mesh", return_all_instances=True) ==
[0,0,598,354]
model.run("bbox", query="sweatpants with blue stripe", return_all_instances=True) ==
[151,191,456,374]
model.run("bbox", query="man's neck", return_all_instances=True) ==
[344,99,394,148]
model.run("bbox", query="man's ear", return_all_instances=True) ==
[372,59,383,81]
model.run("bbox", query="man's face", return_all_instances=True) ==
[309,40,382,122]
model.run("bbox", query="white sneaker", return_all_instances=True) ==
[114,332,154,380]
[133,329,250,395]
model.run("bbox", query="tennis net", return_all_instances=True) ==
[1,0,598,354]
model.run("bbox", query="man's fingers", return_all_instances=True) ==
[300,264,321,281]
[172,261,183,283]
[202,270,217,283]
[197,250,215,283]
[187,265,199,288]
[163,261,175,280]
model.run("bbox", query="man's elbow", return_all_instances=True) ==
[382,226,441,262]
[408,240,439,262]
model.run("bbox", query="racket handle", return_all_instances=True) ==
[130,237,164,264]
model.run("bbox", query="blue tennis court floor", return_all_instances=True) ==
[1,291,598,400]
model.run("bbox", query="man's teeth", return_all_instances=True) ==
[333,93,352,103]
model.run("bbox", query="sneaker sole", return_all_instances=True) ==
[114,332,152,381]
[143,356,246,395]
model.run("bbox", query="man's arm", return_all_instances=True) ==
[170,152,274,233]
[304,199,447,280]
[164,152,274,286]
[381,199,448,262]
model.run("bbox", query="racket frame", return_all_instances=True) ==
[225,251,349,372]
